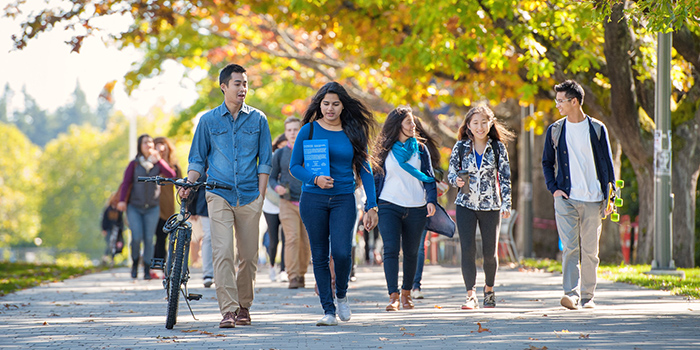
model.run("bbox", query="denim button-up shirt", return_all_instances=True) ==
[187,102,272,207]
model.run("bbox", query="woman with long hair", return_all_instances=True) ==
[371,107,437,311]
[448,105,513,309]
[152,136,182,277]
[290,81,378,326]
[117,134,177,280]
[263,133,288,283]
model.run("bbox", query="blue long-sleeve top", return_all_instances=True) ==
[289,121,377,211]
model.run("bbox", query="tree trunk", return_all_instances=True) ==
[634,163,655,263]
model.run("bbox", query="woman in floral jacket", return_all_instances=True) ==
[448,105,514,310]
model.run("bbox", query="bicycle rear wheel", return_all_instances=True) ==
[165,229,186,329]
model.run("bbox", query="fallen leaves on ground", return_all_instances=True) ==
[399,327,406,331]
[379,337,388,341]
[579,333,590,339]
[525,345,548,350]
[433,305,442,309]
[553,330,570,338]
[528,337,538,340]
[403,332,415,336]
[470,322,491,333]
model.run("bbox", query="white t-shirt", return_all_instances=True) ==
[565,119,603,202]
[379,151,427,207]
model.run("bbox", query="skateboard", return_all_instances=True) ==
[603,180,624,222]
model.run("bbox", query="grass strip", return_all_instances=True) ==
[0,261,107,297]
[521,259,700,299]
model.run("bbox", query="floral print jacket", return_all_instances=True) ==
[447,138,512,212]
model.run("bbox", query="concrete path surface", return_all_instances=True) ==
[0,264,698,349]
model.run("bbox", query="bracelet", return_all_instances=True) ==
[313,176,318,186]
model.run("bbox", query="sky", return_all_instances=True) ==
[0,2,201,117]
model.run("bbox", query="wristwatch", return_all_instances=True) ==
[367,206,378,213]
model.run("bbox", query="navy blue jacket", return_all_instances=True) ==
[542,116,616,200]
[374,143,438,205]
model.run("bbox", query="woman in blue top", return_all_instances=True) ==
[372,107,437,312]
[290,82,379,326]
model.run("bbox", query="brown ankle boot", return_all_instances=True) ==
[400,289,414,309]
[386,292,400,311]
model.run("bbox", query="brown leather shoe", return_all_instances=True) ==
[235,307,251,325]
[401,289,414,309]
[386,292,400,311]
[219,311,236,328]
[289,276,304,289]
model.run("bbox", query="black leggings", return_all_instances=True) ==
[264,212,285,270]
[456,206,501,291]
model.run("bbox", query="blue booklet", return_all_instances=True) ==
[303,139,330,177]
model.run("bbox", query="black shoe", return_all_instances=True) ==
[131,257,140,279]
[144,266,152,280]
[483,291,496,308]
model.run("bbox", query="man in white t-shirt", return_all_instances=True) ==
[542,80,616,310]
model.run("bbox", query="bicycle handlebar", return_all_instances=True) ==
[137,176,233,191]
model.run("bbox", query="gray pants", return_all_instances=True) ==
[554,197,603,301]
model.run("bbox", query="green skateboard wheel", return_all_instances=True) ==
[615,198,623,207]
[611,213,620,222]
[616,180,624,188]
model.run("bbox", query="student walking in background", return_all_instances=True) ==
[188,172,214,288]
[152,137,182,279]
[263,133,288,283]
[117,134,177,280]
[290,82,378,326]
[542,80,615,310]
[270,117,310,289]
[371,107,437,312]
[448,105,513,310]
[181,63,272,328]
[411,119,447,300]
[101,191,124,265]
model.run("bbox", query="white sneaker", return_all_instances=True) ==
[411,289,424,299]
[582,299,596,309]
[337,297,351,321]
[560,295,579,310]
[279,270,289,282]
[461,295,479,310]
[203,277,213,288]
[316,314,338,326]
[269,267,277,282]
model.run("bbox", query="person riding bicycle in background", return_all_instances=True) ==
[117,134,177,280]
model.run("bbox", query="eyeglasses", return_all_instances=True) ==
[555,98,573,105]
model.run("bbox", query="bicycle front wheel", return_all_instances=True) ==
[165,229,186,329]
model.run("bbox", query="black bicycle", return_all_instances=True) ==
[137,176,231,329]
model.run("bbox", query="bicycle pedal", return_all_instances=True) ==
[150,258,165,270]
[187,293,202,301]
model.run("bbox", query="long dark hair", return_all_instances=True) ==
[136,134,152,158]
[456,105,515,144]
[302,82,376,179]
[371,107,418,175]
[272,133,287,151]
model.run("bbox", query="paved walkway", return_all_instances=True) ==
[0,264,698,349]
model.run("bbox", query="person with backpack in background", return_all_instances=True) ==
[448,105,513,310]
[542,80,616,310]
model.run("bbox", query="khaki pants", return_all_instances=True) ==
[206,192,263,314]
[279,199,311,280]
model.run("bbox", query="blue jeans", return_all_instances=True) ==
[377,200,428,295]
[299,192,356,316]
[126,204,160,267]
[412,229,428,290]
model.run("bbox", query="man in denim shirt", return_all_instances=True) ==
[183,63,272,328]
